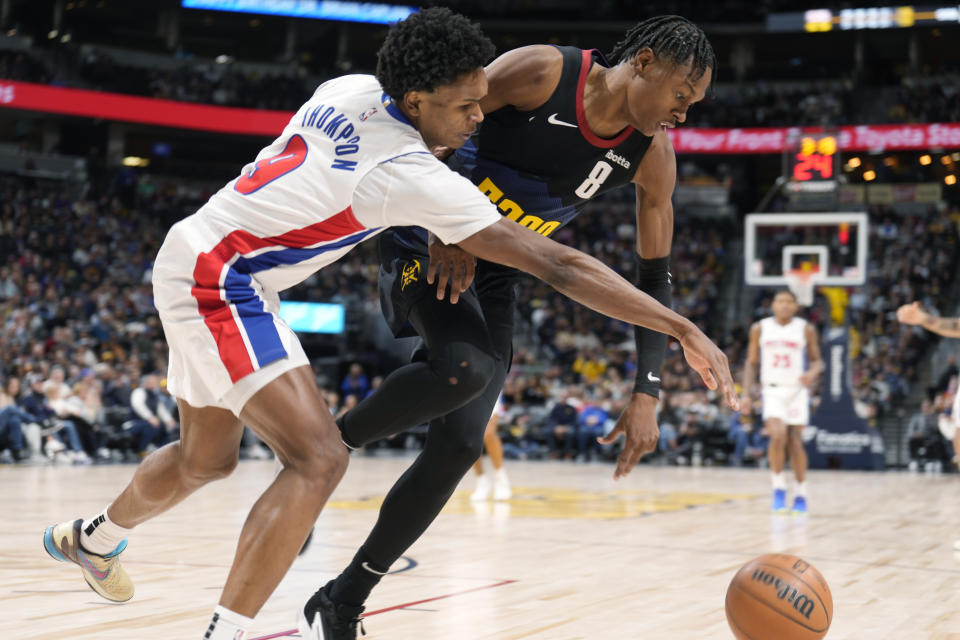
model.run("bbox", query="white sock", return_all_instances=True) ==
[771,472,787,491]
[795,481,807,497]
[81,508,133,556]
[203,606,253,640]
[495,467,509,483]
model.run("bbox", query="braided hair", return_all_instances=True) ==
[608,15,715,83]
[377,7,496,100]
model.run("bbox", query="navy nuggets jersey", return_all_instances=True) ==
[392,46,654,250]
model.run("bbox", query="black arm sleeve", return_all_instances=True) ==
[633,256,672,397]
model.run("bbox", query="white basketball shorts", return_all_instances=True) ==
[762,386,809,426]
[152,218,309,417]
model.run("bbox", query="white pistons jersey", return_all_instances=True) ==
[759,316,807,387]
[168,73,499,295]
[152,74,500,414]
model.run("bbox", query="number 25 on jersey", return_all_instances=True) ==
[772,354,792,368]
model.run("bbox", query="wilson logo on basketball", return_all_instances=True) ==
[750,569,817,619]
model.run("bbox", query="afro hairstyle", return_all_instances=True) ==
[376,7,496,100]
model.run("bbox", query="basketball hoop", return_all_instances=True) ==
[785,268,820,307]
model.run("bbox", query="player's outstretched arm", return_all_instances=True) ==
[596,133,677,479]
[458,218,739,410]
[629,135,675,398]
[897,301,960,338]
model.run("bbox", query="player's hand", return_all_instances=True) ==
[427,235,476,304]
[798,371,817,387]
[678,326,739,411]
[896,301,927,326]
[598,393,660,479]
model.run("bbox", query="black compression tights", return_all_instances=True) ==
[340,290,498,449]
[339,282,514,570]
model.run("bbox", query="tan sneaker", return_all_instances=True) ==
[43,518,134,602]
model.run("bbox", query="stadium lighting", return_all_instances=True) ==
[946,175,958,186]
[770,5,960,32]
[181,0,417,25]
[847,156,862,168]
[919,154,932,165]
[863,170,877,181]
[941,155,953,165]
[122,156,150,167]
[953,152,960,161]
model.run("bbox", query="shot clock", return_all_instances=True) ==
[792,134,837,183]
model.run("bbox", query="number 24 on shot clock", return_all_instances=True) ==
[793,135,836,182]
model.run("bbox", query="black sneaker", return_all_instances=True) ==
[297,580,366,639]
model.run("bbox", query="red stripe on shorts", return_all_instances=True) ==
[190,206,363,382]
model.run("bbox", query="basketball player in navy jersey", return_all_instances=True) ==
[300,17,718,638]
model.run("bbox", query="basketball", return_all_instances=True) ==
[725,554,833,640]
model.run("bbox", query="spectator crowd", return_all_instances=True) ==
[1,166,958,470]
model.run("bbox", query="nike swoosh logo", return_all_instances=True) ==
[78,550,110,580]
[547,113,577,128]
[647,372,661,383]
[361,561,388,576]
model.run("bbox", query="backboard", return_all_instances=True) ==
[744,212,869,287]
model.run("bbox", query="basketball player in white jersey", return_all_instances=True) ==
[742,290,823,513]
[41,9,737,640]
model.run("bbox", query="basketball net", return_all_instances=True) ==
[784,266,821,307]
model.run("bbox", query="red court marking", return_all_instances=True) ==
[248,631,295,640]
[249,579,517,640]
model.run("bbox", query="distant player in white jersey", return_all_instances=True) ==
[470,393,511,501]
[742,290,823,514]
[42,9,737,640]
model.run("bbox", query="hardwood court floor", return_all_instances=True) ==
[2,455,960,639]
